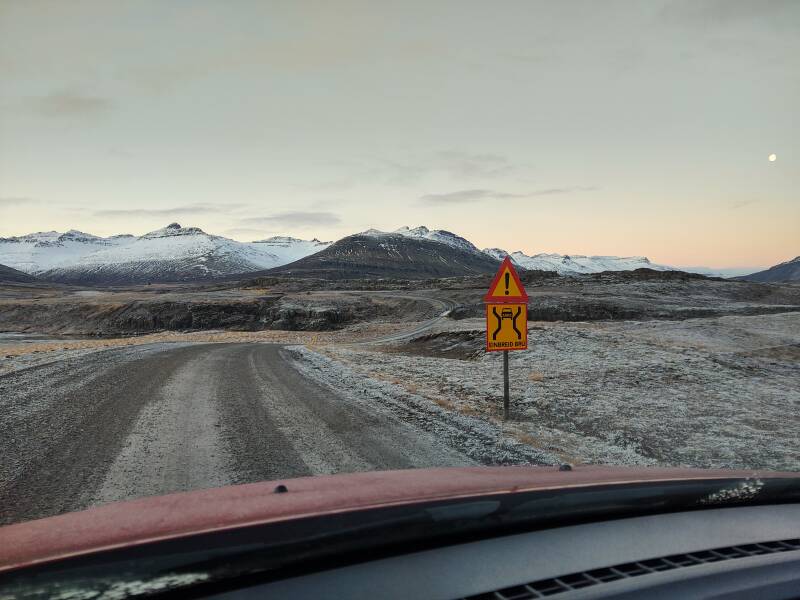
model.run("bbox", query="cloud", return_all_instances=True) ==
[94,203,246,218]
[241,211,341,227]
[27,91,114,118]
[421,187,597,203]
[659,0,800,28]
[353,150,521,186]
[0,196,39,207]
[420,189,528,203]
[434,150,516,179]
[222,227,271,238]
[729,198,758,209]
[299,179,354,192]
[529,186,598,196]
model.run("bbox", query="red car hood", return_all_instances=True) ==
[0,465,790,572]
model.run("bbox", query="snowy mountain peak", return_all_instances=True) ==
[359,228,385,237]
[0,224,330,282]
[394,225,430,236]
[253,235,305,244]
[485,248,667,275]
[364,225,481,254]
[59,230,104,243]
[483,248,509,260]
[141,223,208,239]
[250,235,332,264]
[0,231,60,245]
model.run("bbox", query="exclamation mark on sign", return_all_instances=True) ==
[504,272,510,295]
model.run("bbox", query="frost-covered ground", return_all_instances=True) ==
[293,312,800,471]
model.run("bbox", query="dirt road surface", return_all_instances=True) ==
[0,343,472,525]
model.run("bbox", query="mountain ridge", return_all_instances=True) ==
[0,262,38,283]
[262,231,501,280]
[0,221,728,284]
[0,223,330,284]
[737,256,800,283]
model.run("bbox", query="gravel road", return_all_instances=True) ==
[0,342,472,525]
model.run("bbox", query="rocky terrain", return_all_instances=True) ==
[0,285,443,336]
[2,269,799,337]
[446,269,800,322]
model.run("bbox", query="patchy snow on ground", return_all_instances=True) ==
[297,312,800,471]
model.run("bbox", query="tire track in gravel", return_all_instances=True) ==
[242,344,472,474]
[0,344,202,525]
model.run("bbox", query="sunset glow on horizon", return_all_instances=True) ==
[1,1,797,271]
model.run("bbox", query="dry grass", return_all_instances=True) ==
[511,430,581,465]
[458,405,484,418]
[433,397,454,410]
[0,322,413,361]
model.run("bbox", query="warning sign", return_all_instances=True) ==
[484,258,528,353]
[485,303,527,352]
[484,256,529,302]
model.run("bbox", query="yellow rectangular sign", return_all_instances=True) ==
[485,303,527,352]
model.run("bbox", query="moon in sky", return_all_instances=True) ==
[768,153,777,162]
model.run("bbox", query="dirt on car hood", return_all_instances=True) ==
[0,464,793,572]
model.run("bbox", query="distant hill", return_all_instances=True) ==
[0,263,37,283]
[737,256,800,283]
[264,231,501,279]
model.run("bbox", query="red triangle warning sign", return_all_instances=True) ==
[484,256,529,302]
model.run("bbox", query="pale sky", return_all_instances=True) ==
[1,0,797,269]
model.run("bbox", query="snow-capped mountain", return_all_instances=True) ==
[362,226,483,254]
[0,223,329,284]
[483,248,670,275]
[365,227,671,275]
[0,229,128,273]
[251,236,332,264]
[268,228,500,279]
[1,221,679,283]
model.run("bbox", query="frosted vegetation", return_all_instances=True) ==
[296,312,800,471]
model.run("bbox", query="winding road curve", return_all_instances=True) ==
[349,291,457,345]
[0,336,472,525]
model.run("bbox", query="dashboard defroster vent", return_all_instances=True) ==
[464,538,800,599]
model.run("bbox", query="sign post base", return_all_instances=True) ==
[503,350,509,420]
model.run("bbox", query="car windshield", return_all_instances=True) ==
[0,0,798,534]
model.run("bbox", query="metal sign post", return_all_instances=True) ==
[503,350,509,420]
[484,256,529,420]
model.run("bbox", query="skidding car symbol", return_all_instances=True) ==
[492,305,522,341]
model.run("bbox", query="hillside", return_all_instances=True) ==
[265,232,500,279]
[0,263,37,283]
[738,257,800,283]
